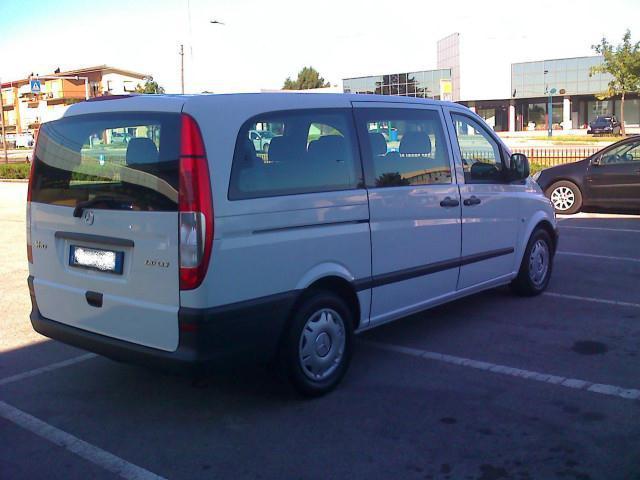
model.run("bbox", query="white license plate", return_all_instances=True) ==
[69,245,124,274]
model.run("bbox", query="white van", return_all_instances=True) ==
[27,93,557,396]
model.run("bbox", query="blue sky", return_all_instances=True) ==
[1,0,639,99]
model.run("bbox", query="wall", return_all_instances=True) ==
[102,73,143,95]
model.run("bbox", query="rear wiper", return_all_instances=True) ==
[73,197,134,217]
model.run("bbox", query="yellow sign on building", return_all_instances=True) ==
[440,79,453,101]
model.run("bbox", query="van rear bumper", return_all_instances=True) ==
[28,276,297,374]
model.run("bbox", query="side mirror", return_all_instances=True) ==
[508,153,530,181]
[592,156,601,166]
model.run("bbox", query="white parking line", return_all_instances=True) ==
[0,353,97,387]
[557,251,640,263]
[0,400,166,480]
[560,226,640,234]
[363,341,640,401]
[543,292,640,309]
[557,213,640,220]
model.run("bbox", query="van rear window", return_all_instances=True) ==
[31,112,181,211]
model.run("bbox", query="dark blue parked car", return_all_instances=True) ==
[587,116,622,135]
[533,135,640,214]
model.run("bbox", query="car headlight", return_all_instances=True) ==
[531,171,541,182]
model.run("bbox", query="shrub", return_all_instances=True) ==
[0,162,31,179]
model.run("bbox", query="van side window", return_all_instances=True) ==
[355,108,452,188]
[451,113,505,184]
[229,110,361,200]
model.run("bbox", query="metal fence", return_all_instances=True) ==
[511,147,601,168]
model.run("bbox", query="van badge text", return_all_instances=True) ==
[145,259,170,268]
[33,240,47,249]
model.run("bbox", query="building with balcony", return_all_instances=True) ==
[1,65,149,134]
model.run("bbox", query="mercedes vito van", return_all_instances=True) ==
[27,93,557,396]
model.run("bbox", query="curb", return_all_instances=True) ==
[0,179,29,183]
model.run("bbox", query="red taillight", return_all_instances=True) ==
[26,133,38,264]
[178,114,213,290]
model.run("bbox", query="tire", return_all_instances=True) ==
[279,290,354,397]
[546,180,582,215]
[511,228,554,296]
[263,142,269,154]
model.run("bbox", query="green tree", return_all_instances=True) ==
[590,30,640,135]
[135,77,165,94]
[282,67,330,90]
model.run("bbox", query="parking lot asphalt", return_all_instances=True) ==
[1,183,639,480]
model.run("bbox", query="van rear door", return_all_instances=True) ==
[28,112,182,351]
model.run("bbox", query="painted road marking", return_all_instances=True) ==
[557,213,640,220]
[543,292,640,309]
[364,341,640,401]
[557,251,640,263]
[0,400,166,479]
[0,353,97,387]
[560,226,640,234]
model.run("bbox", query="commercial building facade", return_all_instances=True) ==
[1,65,149,134]
[343,69,453,100]
[463,56,639,132]
[342,34,639,132]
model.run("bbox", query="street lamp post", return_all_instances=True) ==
[543,69,556,138]
[179,20,224,94]
[179,44,184,94]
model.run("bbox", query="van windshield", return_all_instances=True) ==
[30,112,181,211]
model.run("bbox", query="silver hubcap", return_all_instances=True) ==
[550,186,575,211]
[299,308,345,381]
[529,239,549,287]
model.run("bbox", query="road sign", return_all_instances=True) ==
[30,79,41,94]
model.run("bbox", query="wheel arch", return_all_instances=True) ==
[517,211,558,271]
[533,219,558,254]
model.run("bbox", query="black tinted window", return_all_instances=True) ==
[355,108,452,188]
[31,112,180,211]
[601,141,640,164]
[229,109,361,200]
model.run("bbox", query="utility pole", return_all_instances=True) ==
[0,81,8,164]
[547,90,553,138]
[179,44,185,94]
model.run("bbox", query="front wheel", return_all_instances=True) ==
[511,228,554,296]
[546,180,582,214]
[279,291,354,397]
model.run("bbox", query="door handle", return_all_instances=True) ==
[439,197,460,207]
[463,196,481,206]
[85,291,103,308]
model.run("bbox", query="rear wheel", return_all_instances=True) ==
[511,228,554,296]
[279,291,353,397]
[546,180,582,214]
